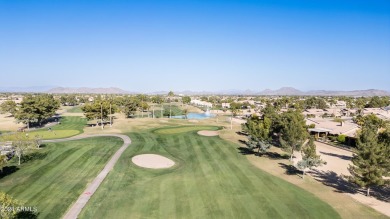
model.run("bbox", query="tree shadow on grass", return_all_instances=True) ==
[309,170,390,202]
[370,185,390,202]
[273,156,390,203]
[237,147,255,155]
[21,151,48,163]
[309,169,357,194]
[0,165,19,179]
[15,210,39,219]
[238,139,247,145]
[38,144,47,148]
[236,131,248,136]
[266,152,290,160]
[237,147,290,160]
[319,151,352,161]
[278,163,302,175]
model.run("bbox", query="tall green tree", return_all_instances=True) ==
[15,94,60,128]
[378,127,390,177]
[151,95,163,104]
[279,110,308,160]
[60,94,78,106]
[122,98,139,118]
[297,137,325,178]
[353,114,385,128]
[139,102,150,117]
[348,122,389,196]
[261,104,282,134]
[354,97,368,109]
[303,97,328,109]
[81,100,116,121]
[243,115,272,156]
[366,96,390,108]
[182,96,191,104]
[0,100,17,116]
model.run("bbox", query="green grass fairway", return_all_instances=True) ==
[154,125,220,134]
[30,116,87,139]
[80,126,340,219]
[29,130,81,139]
[67,106,83,113]
[0,137,123,219]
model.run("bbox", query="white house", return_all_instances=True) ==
[190,99,213,108]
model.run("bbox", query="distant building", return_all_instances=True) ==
[222,103,230,108]
[190,99,213,108]
[327,101,347,109]
[306,118,359,145]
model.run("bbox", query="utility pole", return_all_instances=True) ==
[231,109,233,130]
[101,103,103,130]
[141,95,144,118]
[110,103,112,127]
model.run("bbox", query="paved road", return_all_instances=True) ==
[43,134,131,219]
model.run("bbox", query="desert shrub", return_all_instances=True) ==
[337,135,346,143]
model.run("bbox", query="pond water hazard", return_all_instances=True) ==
[171,113,216,120]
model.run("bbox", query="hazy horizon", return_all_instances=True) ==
[0,85,389,94]
[1,0,389,92]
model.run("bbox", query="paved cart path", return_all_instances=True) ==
[43,134,131,219]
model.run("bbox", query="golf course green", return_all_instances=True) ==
[79,126,340,218]
[29,116,87,140]
[0,137,123,219]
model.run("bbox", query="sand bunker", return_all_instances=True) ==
[132,154,175,169]
[197,130,219,136]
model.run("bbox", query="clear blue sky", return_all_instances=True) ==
[0,0,389,92]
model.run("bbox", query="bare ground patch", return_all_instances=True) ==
[197,130,219,137]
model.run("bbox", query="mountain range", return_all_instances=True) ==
[47,87,130,94]
[172,87,390,96]
[0,86,56,93]
[0,86,389,96]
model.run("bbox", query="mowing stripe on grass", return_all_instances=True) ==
[0,137,123,219]
[79,127,340,219]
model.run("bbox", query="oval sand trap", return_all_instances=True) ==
[132,154,175,169]
[197,130,219,136]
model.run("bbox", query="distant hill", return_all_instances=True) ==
[306,89,390,97]
[0,86,56,93]
[254,88,390,96]
[258,87,304,96]
[1,86,389,96]
[152,88,390,96]
[47,87,129,94]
